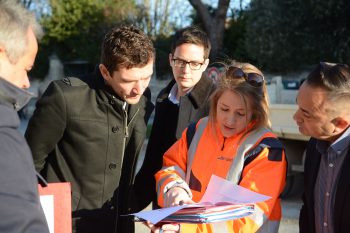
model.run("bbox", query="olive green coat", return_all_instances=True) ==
[25,69,154,233]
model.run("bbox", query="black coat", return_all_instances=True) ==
[135,75,216,209]
[0,78,49,233]
[25,69,154,233]
[299,138,350,233]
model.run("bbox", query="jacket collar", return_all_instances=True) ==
[188,74,214,108]
[92,66,150,118]
[89,66,126,106]
[0,77,34,110]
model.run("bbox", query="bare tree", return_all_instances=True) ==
[19,0,32,8]
[136,0,192,39]
[19,0,51,17]
[188,0,230,60]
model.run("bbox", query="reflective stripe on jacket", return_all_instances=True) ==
[155,117,287,233]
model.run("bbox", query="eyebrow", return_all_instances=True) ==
[121,74,152,82]
[219,102,229,107]
[140,75,152,81]
[219,102,245,110]
[300,108,310,115]
[172,57,204,63]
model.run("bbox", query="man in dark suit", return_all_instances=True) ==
[294,62,350,233]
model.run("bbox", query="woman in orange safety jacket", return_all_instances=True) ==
[154,61,287,233]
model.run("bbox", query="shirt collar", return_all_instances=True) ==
[316,126,350,155]
[168,82,193,105]
[168,83,179,104]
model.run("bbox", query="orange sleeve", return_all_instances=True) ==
[230,146,287,231]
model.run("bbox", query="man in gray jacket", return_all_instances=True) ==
[25,25,155,233]
[0,1,49,232]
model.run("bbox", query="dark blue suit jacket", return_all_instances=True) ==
[299,138,350,233]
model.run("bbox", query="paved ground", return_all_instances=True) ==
[279,197,302,233]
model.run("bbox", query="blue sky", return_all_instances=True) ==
[141,0,251,29]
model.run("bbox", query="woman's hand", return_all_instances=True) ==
[144,221,180,233]
[164,186,194,207]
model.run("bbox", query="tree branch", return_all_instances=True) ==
[188,0,212,31]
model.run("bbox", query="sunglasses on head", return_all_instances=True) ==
[227,66,264,87]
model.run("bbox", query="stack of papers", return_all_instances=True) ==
[154,202,254,223]
[131,175,270,224]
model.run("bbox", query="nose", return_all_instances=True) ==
[226,115,236,126]
[182,63,191,73]
[293,109,301,123]
[133,80,145,94]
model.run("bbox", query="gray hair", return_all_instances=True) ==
[0,0,43,64]
[305,62,350,105]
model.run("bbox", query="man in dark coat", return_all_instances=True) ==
[294,62,350,233]
[135,26,216,210]
[25,25,155,233]
[0,1,49,232]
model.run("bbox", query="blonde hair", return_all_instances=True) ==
[209,61,271,136]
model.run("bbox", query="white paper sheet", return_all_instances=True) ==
[40,195,54,233]
[200,175,271,204]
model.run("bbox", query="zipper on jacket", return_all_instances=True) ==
[127,107,141,186]
[120,101,128,167]
[123,102,129,138]
[221,137,226,150]
[122,102,140,138]
[114,102,128,233]
[128,108,140,127]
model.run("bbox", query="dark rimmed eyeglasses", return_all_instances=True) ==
[172,58,205,70]
[227,66,265,87]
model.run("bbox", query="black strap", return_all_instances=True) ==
[36,172,48,187]
[244,137,284,167]
[186,122,197,149]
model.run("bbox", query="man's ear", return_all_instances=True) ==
[169,53,173,66]
[332,117,350,133]
[0,44,7,58]
[201,58,210,71]
[0,45,9,69]
[99,64,111,81]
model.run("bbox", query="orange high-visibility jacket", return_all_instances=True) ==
[155,117,287,233]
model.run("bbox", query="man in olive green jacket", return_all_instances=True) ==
[25,25,155,233]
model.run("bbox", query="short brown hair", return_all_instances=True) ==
[170,26,211,59]
[100,25,155,73]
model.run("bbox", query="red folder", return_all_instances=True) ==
[38,182,72,233]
